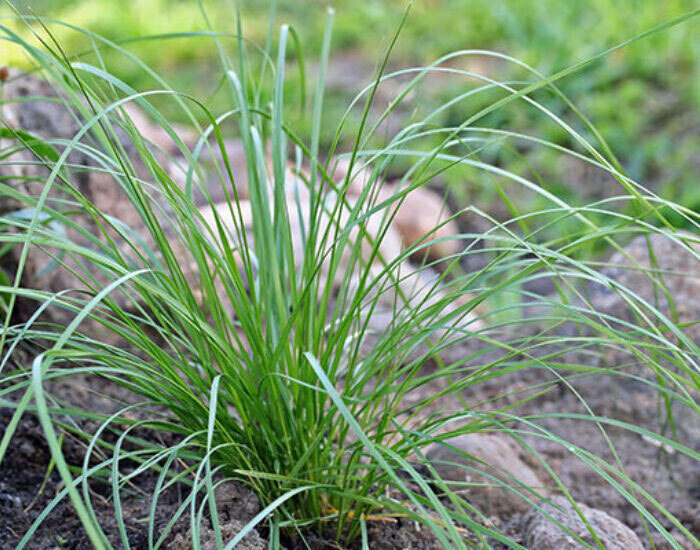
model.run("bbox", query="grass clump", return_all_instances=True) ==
[0,4,698,548]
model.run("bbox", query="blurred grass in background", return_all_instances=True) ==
[3,0,699,224]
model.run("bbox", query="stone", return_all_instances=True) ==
[171,519,266,550]
[1,71,482,344]
[199,182,484,335]
[0,71,141,331]
[170,480,262,548]
[426,433,546,515]
[0,72,249,334]
[523,496,644,549]
[213,481,260,524]
[585,232,699,421]
[331,157,460,261]
[330,156,375,197]
[387,183,460,262]
[590,232,699,342]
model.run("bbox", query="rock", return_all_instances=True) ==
[214,481,261,524]
[425,433,546,515]
[0,71,137,331]
[523,496,644,549]
[590,233,699,342]
[121,102,198,155]
[331,157,460,261]
[171,519,266,550]
[0,70,82,215]
[2,71,482,344]
[330,156,375,197]
[584,232,699,424]
[199,181,484,336]
[0,72,249,334]
[388,183,460,262]
[169,479,261,547]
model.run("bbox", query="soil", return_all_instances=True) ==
[0,371,193,550]
[0,400,448,549]
[2,324,697,549]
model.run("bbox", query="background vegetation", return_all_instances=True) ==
[4,0,699,218]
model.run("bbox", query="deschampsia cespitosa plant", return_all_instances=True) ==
[0,4,698,549]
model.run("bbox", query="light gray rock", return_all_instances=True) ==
[426,433,546,515]
[171,519,266,550]
[590,232,699,342]
[583,232,700,432]
[170,482,263,549]
[523,496,644,549]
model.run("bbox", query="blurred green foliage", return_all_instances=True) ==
[4,0,699,219]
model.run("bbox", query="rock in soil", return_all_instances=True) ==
[362,516,444,549]
[589,232,699,342]
[214,480,261,524]
[172,519,267,550]
[582,232,700,433]
[0,71,197,336]
[388,182,460,262]
[332,156,460,261]
[426,432,546,515]
[523,496,644,549]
